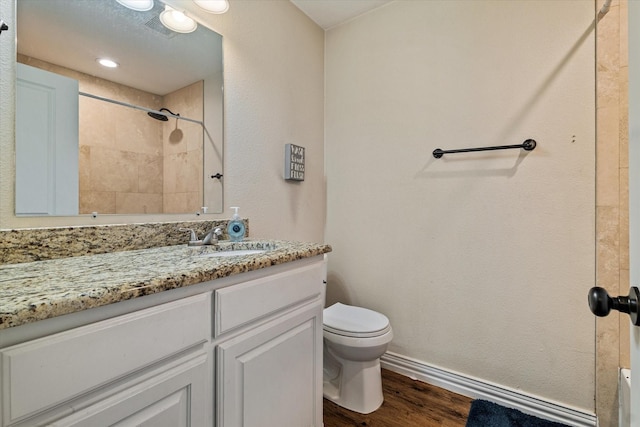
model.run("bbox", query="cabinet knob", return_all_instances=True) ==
[588,286,640,326]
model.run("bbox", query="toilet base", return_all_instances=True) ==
[323,348,384,414]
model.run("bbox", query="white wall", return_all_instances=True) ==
[0,0,326,244]
[325,0,596,411]
[0,0,599,412]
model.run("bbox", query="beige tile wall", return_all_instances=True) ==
[79,98,164,214]
[595,0,629,425]
[162,81,204,214]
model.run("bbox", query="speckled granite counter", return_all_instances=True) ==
[0,220,239,265]
[0,240,331,330]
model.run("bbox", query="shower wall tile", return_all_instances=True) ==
[79,145,91,194]
[89,147,139,193]
[164,152,188,194]
[619,0,629,69]
[114,106,163,156]
[163,192,188,214]
[186,191,201,212]
[596,106,620,207]
[595,1,628,425]
[162,81,204,213]
[620,268,630,366]
[184,126,205,156]
[162,150,203,195]
[618,0,630,371]
[163,192,203,214]
[597,206,620,288]
[80,97,116,149]
[137,154,164,194]
[617,11,630,366]
[80,191,116,215]
[116,192,163,214]
[620,167,629,268]
[620,66,629,168]
[596,311,620,427]
[188,149,204,193]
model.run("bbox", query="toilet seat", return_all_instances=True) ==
[323,303,391,338]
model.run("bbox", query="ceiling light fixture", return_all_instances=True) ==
[115,0,154,12]
[97,58,119,68]
[193,0,229,14]
[159,5,198,33]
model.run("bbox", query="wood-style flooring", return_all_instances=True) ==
[323,369,473,427]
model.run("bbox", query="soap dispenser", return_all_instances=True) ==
[227,207,246,242]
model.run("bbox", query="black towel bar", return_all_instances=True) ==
[432,139,536,159]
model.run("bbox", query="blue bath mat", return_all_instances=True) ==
[466,400,570,427]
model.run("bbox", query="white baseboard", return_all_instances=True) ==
[380,351,597,427]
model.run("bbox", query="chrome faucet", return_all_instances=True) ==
[179,227,223,246]
[203,227,223,245]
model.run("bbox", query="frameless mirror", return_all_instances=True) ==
[15,0,223,216]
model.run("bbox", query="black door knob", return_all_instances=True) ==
[588,286,640,326]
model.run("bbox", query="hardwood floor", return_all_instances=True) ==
[323,369,472,427]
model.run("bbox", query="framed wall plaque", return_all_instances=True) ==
[284,144,305,181]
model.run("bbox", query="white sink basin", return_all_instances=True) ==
[188,241,276,259]
[200,249,267,258]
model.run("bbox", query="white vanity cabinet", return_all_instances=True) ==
[0,293,212,427]
[0,255,326,427]
[48,350,210,427]
[213,260,325,427]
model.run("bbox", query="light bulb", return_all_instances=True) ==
[160,6,198,33]
[97,58,119,68]
[193,0,229,14]
[115,0,154,12]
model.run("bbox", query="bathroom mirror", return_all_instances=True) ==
[15,0,223,216]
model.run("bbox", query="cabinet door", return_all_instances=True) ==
[216,302,322,427]
[49,351,210,427]
[1,293,211,426]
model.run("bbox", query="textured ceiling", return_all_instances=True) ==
[17,0,222,95]
[17,0,391,95]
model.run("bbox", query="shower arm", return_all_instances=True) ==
[79,92,203,125]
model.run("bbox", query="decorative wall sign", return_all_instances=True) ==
[284,144,305,181]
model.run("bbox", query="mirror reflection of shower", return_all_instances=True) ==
[147,107,185,142]
[78,92,204,127]
[78,92,202,145]
[73,91,206,214]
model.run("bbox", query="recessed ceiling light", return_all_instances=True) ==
[97,58,119,68]
[193,0,229,14]
[159,5,198,33]
[115,0,154,12]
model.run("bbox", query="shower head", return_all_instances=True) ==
[148,107,179,121]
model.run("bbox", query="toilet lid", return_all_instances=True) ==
[323,303,390,337]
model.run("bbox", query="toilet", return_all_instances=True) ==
[322,302,393,414]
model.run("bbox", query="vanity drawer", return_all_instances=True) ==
[1,293,211,425]
[214,261,324,336]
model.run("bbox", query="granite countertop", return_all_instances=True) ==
[0,240,331,331]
